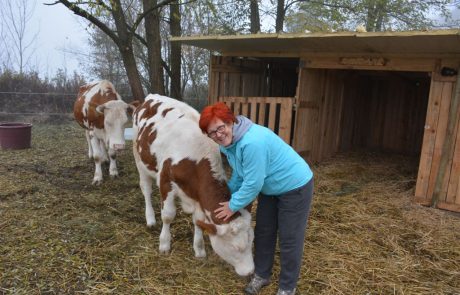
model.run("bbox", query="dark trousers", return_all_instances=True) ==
[254,178,314,290]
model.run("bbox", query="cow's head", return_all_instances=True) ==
[197,209,254,276]
[96,100,138,151]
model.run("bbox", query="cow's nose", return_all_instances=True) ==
[235,263,254,277]
[113,144,125,151]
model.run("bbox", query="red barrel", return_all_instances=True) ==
[0,122,32,149]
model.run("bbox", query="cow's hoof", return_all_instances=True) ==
[92,179,102,185]
[195,251,206,259]
[110,173,119,178]
[146,220,156,227]
[159,247,170,255]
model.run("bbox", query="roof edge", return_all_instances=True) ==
[169,29,460,42]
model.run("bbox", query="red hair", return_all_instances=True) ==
[199,102,236,133]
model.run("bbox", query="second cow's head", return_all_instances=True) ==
[197,209,254,277]
[96,100,139,151]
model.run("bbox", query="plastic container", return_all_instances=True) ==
[124,127,134,140]
[0,122,33,149]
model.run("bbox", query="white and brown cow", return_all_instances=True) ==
[74,80,137,185]
[132,94,254,276]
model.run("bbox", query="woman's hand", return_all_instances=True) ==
[214,201,235,221]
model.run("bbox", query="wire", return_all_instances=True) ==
[0,91,76,96]
[0,112,72,115]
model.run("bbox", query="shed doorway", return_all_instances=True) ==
[294,68,431,166]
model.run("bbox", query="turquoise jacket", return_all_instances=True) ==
[220,120,313,212]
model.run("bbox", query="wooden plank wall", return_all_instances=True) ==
[444,109,460,211]
[208,56,298,104]
[415,74,460,212]
[292,68,323,160]
[218,96,294,144]
[209,56,266,105]
[293,68,345,162]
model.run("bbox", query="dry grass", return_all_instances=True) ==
[1,123,459,295]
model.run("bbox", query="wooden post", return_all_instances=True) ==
[431,69,460,207]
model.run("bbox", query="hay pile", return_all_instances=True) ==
[1,123,459,294]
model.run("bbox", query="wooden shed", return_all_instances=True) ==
[171,30,460,213]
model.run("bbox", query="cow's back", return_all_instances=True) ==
[133,94,225,180]
[74,80,120,130]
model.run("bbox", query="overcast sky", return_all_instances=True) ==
[32,1,89,77]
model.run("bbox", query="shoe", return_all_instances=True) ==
[244,274,270,294]
[276,288,296,295]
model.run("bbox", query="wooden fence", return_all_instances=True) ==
[218,96,294,144]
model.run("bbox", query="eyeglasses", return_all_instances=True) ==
[207,124,226,139]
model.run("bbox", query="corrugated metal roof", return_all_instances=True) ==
[170,29,460,57]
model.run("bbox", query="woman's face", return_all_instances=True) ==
[207,118,233,147]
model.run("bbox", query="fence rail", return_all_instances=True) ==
[218,96,294,144]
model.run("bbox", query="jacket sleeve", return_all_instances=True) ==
[227,171,243,194]
[229,141,267,212]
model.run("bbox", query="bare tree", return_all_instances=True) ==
[169,0,181,99]
[143,0,165,95]
[250,0,261,33]
[87,28,130,94]
[284,0,454,33]
[52,0,177,100]
[275,0,285,32]
[0,0,38,73]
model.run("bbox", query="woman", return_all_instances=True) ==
[199,102,314,295]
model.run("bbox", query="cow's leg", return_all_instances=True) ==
[85,130,93,159]
[159,190,176,254]
[192,213,206,258]
[99,140,109,162]
[139,172,156,227]
[90,137,104,185]
[108,148,118,177]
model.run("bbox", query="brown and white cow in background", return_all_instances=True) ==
[132,94,254,276]
[74,80,137,185]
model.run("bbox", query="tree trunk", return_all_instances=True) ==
[275,0,285,32]
[365,0,377,32]
[143,0,165,95]
[250,0,260,34]
[170,0,182,99]
[375,1,387,32]
[118,46,146,101]
[111,0,145,100]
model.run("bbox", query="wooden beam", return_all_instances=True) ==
[412,196,432,206]
[301,56,437,72]
[436,201,460,212]
[339,57,387,66]
[431,69,460,207]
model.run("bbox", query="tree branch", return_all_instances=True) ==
[50,0,120,46]
[131,0,177,32]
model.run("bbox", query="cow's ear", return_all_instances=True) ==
[127,100,141,115]
[130,100,141,109]
[230,210,251,233]
[196,220,217,235]
[96,104,106,114]
[215,223,230,236]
